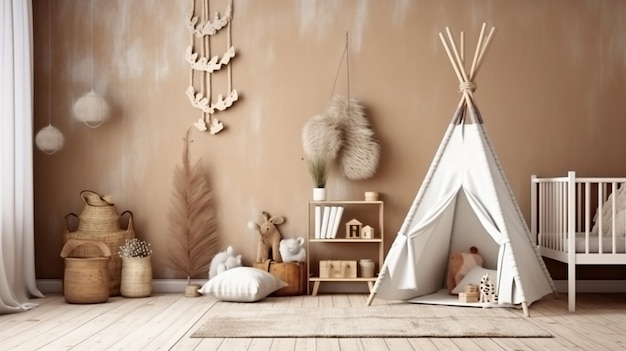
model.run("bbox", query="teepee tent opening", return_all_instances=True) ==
[366,24,556,316]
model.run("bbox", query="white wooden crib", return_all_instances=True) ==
[531,171,626,311]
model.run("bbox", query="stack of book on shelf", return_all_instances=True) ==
[314,205,344,239]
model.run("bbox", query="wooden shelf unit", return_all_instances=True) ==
[307,200,384,295]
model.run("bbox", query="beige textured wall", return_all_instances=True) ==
[33,0,626,282]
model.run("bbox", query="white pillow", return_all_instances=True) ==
[199,267,287,302]
[592,185,626,237]
[451,266,497,294]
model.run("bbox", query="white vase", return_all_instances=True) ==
[313,188,327,201]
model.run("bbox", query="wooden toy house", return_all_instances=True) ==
[361,225,374,239]
[345,219,362,238]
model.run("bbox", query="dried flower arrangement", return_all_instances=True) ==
[118,238,152,258]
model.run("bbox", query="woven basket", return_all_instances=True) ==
[60,239,111,304]
[120,256,152,298]
[63,210,134,296]
[77,190,121,233]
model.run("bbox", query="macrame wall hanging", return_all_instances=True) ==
[185,0,238,135]
[35,0,65,155]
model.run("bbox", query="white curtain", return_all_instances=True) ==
[1,0,44,314]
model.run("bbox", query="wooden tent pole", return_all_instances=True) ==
[438,32,464,84]
[439,30,474,112]
[445,27,470,83]
[469,23,486,80]
[460,31,464,62]
[473,26,496,78]
[445,28,479,110]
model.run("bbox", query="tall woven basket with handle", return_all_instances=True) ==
[63,190,135,296]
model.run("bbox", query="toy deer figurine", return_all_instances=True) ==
[247,211,285,263]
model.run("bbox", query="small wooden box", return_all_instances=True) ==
[329,260,343,278]
[341,261,357,278]
[465,284,479,294]
[319,260,343,278]
[319,260,357,278]
[458,291,479,303]
[319,261,330,278]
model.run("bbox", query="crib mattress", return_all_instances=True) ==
[539,232,626,253]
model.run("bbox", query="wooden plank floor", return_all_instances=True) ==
[1,292,625,350]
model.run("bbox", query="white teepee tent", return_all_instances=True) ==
[366,24,556,316]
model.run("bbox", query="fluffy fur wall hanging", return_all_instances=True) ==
[302,33,381,181]
[327,95,380,180]
[302,96,381,181]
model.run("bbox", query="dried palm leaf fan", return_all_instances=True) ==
[167,128,219,296]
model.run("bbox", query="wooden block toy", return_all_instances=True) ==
[459,291,479,303]
[465,284,479,294]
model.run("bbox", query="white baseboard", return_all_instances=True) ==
[37,279,626,295]
[36,279,208,294]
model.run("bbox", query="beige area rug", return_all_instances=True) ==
[191,299,551,338]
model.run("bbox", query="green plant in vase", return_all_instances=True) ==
[306,155,330,200]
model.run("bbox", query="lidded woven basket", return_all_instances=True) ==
[77,190,121,232]
[63,190,135,296]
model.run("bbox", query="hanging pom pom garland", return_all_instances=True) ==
[72,89,110,128]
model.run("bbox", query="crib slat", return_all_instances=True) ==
[584,182,590,254]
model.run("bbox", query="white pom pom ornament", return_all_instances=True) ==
[35,124,65,155]
[72,90,110,128]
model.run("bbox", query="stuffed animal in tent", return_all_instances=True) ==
[248,211,285,263]
[447,246,483,294]
[479,273,498,304]
[208,246,242,279]
[279,237,306,263]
